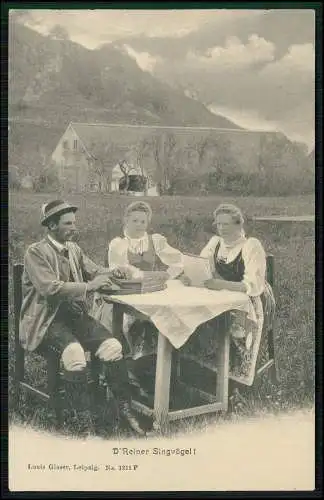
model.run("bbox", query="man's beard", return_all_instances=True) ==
[67,231,79,242]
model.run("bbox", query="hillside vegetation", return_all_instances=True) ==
[9,19,239,173]
[9,18,314,197]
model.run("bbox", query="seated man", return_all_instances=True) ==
[19,200,145,437]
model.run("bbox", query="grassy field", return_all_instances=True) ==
[8,191,315,436]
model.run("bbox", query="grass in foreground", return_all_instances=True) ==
[8,192,315,437]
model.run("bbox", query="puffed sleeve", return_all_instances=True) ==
[199,235,220,273]
[152,234,184,279]
[241,238,267,296]
[108,237,144,279]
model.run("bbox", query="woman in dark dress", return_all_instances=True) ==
[192,203,276,386]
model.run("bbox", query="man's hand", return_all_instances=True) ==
[112,266,133,280]
[204,278,227,291]
[87,274,121,292]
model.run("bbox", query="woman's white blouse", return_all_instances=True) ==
[108,233,184,280]
[200,235,267,297]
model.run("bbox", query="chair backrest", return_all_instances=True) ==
[13,263,24,328]
[13,263,25,381]
[266,254,274,289]
[104,250,109,268]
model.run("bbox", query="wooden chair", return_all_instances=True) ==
[256,253,279,383]
[12,263,99,427]
[13,264,63,424]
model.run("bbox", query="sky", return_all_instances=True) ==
[17,9,260,46]
[13,8,315,149]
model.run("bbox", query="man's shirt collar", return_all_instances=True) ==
[47,234,68,254]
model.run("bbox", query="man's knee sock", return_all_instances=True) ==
[62,368,94,434]
[100,360,146,436]
[101,359,131,403]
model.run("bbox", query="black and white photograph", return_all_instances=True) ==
[7,6,317,493]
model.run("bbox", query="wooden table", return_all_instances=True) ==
[108,298,230,433]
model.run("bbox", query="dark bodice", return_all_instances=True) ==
[213,241,245,282]
[127,234,167,272]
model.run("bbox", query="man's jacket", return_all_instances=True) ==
[20,236,106,351]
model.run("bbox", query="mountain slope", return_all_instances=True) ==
[9,20,241,130]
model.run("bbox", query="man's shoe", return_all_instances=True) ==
[71,409,95,437]
[118,401,146,436]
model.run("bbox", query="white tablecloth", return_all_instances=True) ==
[108,280,257,349]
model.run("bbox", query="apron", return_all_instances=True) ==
[127,235,168,273]
[180,240,276,386]
[124,235,166,359]
[213,240,276,385]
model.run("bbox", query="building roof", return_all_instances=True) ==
[70,123,123,155]
[70,121,280,156]
[69,122,285,175]
[70,121,278,136]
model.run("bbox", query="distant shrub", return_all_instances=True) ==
[9,166,21,190]
[33,164,61,192]
[14,100,29,112]
[171,169,315,197]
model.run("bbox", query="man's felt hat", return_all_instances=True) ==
[41,200,78,226]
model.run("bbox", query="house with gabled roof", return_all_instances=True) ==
[50,121,285,194]
[51,122,160,193]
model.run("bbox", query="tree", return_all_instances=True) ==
[148,132,185,195]
[129,138,154,195]
[189,135,211,169]
[257,133,312,195]
[118,160,132,193]
[87,141,126,192]
[186,133,240,193]
[140,131,242,196]
[9,166,20,190]
[34,161,61,193]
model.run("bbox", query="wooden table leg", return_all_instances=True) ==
[112,303,124,341]
[215,330,230,411]
[153,332,173,433]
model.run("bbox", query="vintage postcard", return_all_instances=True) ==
[7,7,316,493]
